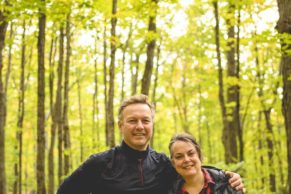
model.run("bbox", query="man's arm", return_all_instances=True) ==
[57,155,100,194]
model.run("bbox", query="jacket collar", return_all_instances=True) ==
[121,141,149,160]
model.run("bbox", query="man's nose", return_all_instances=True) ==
[136,120,144,129]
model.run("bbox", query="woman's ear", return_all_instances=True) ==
[171,158,175,166]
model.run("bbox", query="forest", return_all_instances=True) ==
[0,0,291,193]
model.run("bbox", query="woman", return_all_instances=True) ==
[168,133,242,194]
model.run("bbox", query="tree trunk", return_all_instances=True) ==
[224,1,239,164]
[120,23,132,103]
[213,0,228,163]
[150,40,161,147]
[236,3,243,162]
[15,20,25,194]
[57,25,64,184]
[141,0,158,95]
[63,13,71,176]
[263,110,276,191]
[36,0,46,193]
[255,35,277,192]
[103,20,109,146]
[48,29,57,194]
[107,0,118,147]
[92,34,100,150]
[276,1,291,193]
[131,45,144,95]
[0,2,9,193]
[77,74,84,161]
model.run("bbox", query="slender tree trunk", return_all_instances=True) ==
[141,0,158,95]
[263,110,276,191]
[36,0,46,193]
[11,21,18,194]
[213,0,229,163]
[120,23,132,103]
[224,1,239,163]
[92,34,100,150]
[131,45,144,95]
[255,37,277,192]
[57,25,64,184]
[77,75,84,161]
[276,1,291,193]
[103,20,109,146]
[236,3,243,161]
[0,2,9,193]
[107,0,118,147]
[150,40,161,147]
[63,13,71,176]
[15,20,25,194]
[48,30,57,194]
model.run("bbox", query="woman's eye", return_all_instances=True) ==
[175,155,183,160]
[188,151,196,157]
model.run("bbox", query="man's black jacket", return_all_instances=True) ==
[57,141,175,194]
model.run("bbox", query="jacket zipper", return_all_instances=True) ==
[138,159,144,186]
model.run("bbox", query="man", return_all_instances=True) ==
[57,94,244,194]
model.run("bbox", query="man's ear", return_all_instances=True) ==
[118,121,122,130]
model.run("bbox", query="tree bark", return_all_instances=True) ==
[224,1,239,163]
[103,20,109,146]
[92,34,100,150]
[276,1,291,192]
[213,0,229,163]
[120,23,132,103]
[15,20,25,194]
[236,3,243,162]
[36,0,46,193]
[141,0,158,95]
[56,25,64,184]
[63,13,71,176]
[150,40,161,147]
[107,0,118,147]
[0,1,9,193]
[255,36,276,192]
[48,33,57,194]
[77,74,84,161]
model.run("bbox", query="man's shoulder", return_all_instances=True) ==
[149,148,170,160]
[86,147,118,163]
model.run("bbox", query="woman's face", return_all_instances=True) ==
[171,141,202,178]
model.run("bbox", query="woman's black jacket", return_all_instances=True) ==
[168,166,242,194]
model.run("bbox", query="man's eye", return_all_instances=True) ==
[143,120,151,124]
[128,120,136,123]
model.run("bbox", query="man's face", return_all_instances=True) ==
[119,103,153,151]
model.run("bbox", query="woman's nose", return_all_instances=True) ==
[184,155,190,162]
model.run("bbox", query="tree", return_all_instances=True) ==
[107,0,118,147]
[63,12,71,176]
[14,19,26,194]
[276,0,291,193]
[0,1,9,193]
[141,0,158,96]
[36,0,46,193]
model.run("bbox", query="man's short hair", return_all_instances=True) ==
[118,94,155,123]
